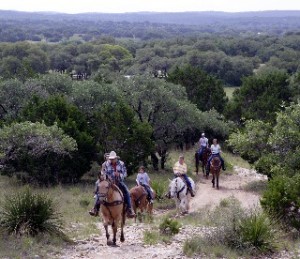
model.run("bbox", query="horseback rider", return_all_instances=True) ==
[136,166,154,204]
[102,151,136,218]
[173,154,195,197]
[198,132,209,160]
[89,153,110,217]
[206,138,226,174]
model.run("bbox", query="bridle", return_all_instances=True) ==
[98,180,112,201]
[98,180,124,206]
[173,178,185,201]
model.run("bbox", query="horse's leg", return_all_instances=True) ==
[195,153,199,175]
[212,174,215,188]
[120,205,125,242]
[112,222,117,246]
[104,224,111,245]
[185,196,190,214]
[201,163,206,178]
[132,201,137,223]
[217,172,219,189]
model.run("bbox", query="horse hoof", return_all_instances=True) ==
[120,236,125,242]
[107,240,114,246]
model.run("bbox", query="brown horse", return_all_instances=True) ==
[130,185,154,222]
[98,179,125,246]
[195,147,211,178]
[210,156,221,189]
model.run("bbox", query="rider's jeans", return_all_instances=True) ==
[117,181,133,209]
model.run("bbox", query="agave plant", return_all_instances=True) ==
[0,187,64,237]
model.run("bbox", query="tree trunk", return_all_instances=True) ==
[151,152,159,171]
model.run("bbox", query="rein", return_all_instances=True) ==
[175,178,186,201]
[210,157,221,171]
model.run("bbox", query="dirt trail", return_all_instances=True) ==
[57,167,268,259]
[190,166,267,212]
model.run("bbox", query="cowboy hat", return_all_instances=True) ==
[108,151,117,159]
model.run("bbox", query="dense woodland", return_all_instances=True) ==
[0,10,300,233]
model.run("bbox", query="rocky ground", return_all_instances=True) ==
[57,167,299,259]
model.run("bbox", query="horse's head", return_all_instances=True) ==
[168,178,177,198]
[211,156,221,168]
[98,179,111,203]
[169,177,184,198]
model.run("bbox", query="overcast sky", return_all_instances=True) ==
[1,0,300,14]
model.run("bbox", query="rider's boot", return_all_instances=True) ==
[189,187,195,197]
[165,191,171,199]
[126,207,136,218]
[89,208,99,217]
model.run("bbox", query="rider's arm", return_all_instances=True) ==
[118,161,127,180]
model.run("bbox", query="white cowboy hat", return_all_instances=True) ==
[108,151,117,159]
[201,133,205,136]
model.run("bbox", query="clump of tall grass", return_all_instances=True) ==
[0,187,65,237]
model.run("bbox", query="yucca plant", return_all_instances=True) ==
[238,212,277,253]
[0,188,64,237]
[159,217,181,236]
[151,180,168,201]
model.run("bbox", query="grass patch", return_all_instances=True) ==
[143,230,160,245]
[223,152,251,170]
[243,180,267,194]
[183,235,240,258]
[224,86,239,100]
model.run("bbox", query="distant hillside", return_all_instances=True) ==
[1,10,300,42]
[1,10,300,24]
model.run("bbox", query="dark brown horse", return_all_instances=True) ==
[98,179,125,246]
[195,148,211,178]
[210,156,221,189]
[130,185,154,222]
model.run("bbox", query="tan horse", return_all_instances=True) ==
[98,179,125,246]
[210,156,221,189]
[130,185,154,222]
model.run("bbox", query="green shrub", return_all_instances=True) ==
[261,174,300,231]
[0,188,64,237]
[159,217,181,236]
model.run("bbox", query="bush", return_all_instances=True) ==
[261,174,300,231]
[159,217,181,236]
[0,188,64,237]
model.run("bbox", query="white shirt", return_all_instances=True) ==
[136,172,150,186]
[211,144,221,154]
[199,137,208,147]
